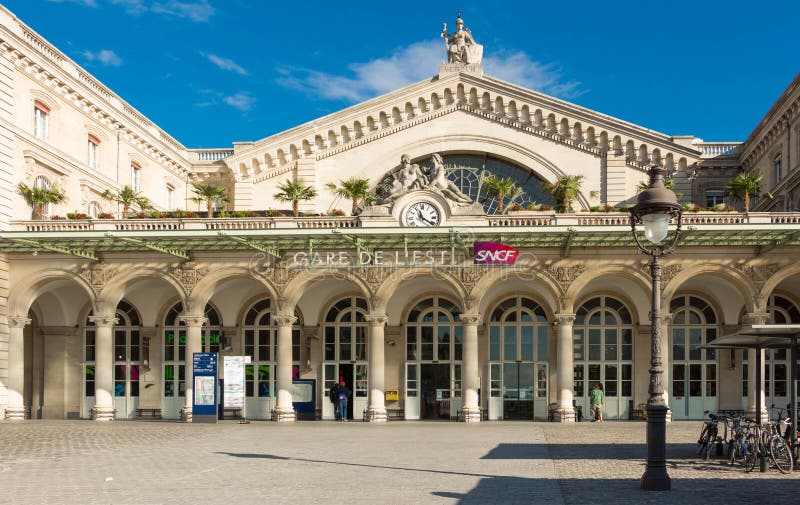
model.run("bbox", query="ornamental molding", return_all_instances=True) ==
[733,262,782,291]
[456,266,490,297]
[8,316,32,328]
[88,315,118,327]
[742,312,770,326]
[460,313,481,325]
[274,315,298,326]
[79,263,118,295]
[553,314,576,326]
[544,264,586,294]
[365,314,389,326]
[177,315,208,327]
[638,263,682,293]
[354,267,394,294]
[171,262,209,294]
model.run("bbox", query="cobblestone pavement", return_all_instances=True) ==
[0,420,797,504]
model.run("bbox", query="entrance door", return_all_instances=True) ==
[420,364,451,419]
[322,362,366,420]
[766,350,789,412]
[574,363,632,420]
[503,363,533,419]
[405,363,420,419]
[671,363,717,419]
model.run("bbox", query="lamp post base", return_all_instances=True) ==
[641,404,671,491]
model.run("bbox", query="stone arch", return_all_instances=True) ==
[625,140,636,161]
[468,88,479,107]
[638,144,649,164]
[9,268,96,319]
[379,111,389,129]
[472,269,560,319]
[492,94,503,115]
[546,113,557,134]
[652,148,662,166]
[665,153,675,172]
[432,91,443,109]
[373,269,466,318]
[507,100,518,121]
[327,130,337,148]
[353,121,363,139]
[532,108,542,128]
[572,121,584,144]
[289,144,299,161]
[340,125,350,143]
[404,102,414,120]
[281,270,370,314]
[612,135,622,155]
[757,263,800,308]
[417,97,427,114]
[559,117,570,139]
[265,153,275,168]
[97,267,187,315]
[662,263,757,318]
[187,266,279,314]
[456,84,466,105]
[366,116,376,132]
[585,126,596,147]
[564,265,652,316]
[302,139,312,155]
[277,148,288,165]
[314,135,325,152]
[392,107,403,124]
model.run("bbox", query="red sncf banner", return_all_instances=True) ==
[473,242,519,265]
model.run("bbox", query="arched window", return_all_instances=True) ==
[669,295,719,419]
[487,296,549,420]
[241,298,301,401]
[33,101,49,141]
[765,294,800,407]
[573,296,634,419]
[83,300,142,418]
[87,135,100,170]
[162,302,222,406]
[88,201,101,218]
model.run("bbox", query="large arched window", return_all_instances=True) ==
[322,296,368,418]
[162,302,222,400]
[83,300,142,418]
[241,298,301,399]
[573,296,634,419]
[405,296,463,419]
[487,296,549,420]
[669,295,719,419]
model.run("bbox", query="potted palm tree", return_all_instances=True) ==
[482,176,519,214]
[190,182,229,217]
[541,175,585,213]
[724,171,764,213]
[101,185,152,218]
[17,182,67,219]
[325,177,374,216]
[274,178,318,217]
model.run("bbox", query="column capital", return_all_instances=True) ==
[460,313,481,325]
[88,315,118,328]
[274,314,298,326]
[365,314,388,326]
[553,313,576,326]
[742,312,770,326]
[8,316,32,328]
[178,315,208,327]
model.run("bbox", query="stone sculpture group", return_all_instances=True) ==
[381,153,473,204]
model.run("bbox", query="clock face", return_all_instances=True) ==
[404,201,441,227]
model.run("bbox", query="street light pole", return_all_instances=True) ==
[630,165,682,492]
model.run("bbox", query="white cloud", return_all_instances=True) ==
[83,49,123,66]
[204,54,248,75]
[223,93,255,112]
[106,1,214,21]
[47,0,99,6]
[277,39,584,102]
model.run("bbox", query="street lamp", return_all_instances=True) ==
[630,165,682,491]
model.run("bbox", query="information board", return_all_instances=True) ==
[223,356,245,409]
[192,352,217,423]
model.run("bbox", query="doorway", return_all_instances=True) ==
[420,364,451,419]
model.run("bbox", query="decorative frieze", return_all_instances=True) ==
[544,264,586,293]
[171,262,208,294]
[733,262,781,291]
[79,263,117,295]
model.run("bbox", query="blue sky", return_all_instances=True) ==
[4,0,799,148]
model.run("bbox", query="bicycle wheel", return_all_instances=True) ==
[704,426,717,460]
[697,424,709,457]
[728,439,739,466]
[743,436,757,473]
[769,436,794,474]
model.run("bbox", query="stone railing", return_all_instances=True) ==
[189,149,235,162]
[697,142,741,158]
[10,212,800,232]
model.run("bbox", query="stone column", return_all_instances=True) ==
[460,314,481,422]
[179,315,207,422]
[744,313,769,419]
[365,314,388,422]
[89,315,118,421]
[5,317,31,420]
[554,314,576,422]
[274,314,297,422]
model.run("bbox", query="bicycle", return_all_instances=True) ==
[697,410,720,460]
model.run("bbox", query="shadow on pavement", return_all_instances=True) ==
[483,442,697,460]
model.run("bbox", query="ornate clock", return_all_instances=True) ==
[404,201,441,227]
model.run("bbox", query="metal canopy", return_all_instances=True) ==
[2,225,800,257]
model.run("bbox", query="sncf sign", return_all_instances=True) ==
[473,242,519,265]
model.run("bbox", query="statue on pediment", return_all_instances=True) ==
[379,153,473,205]
[441,13,483,65]
[428,153,473,203]
[380,154,429,203]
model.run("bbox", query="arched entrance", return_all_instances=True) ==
[404,296,462,420]
[572,296,634,420]
[486,296,549,420]
[321,296,368,420]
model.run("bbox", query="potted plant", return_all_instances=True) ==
[17,182,67,219]
[325,177,374,216]
[541,175,584,213]
[101,185,152,219]
[273,179,318,217]
[329,209,346,216]
[190,182,229,218]
[724,171,763,213]
[97,212,114,219]
[482,176,519,214]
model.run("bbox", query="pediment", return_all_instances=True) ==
[226,71,701,181]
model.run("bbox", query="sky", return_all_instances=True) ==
[3,0,799,148]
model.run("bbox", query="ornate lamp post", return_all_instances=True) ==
[630,165,682,491]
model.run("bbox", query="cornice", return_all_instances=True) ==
[739,72,800,167]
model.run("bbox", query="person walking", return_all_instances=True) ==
[329,381,341,421]
[336,380,349,422]
[590,383,605,422]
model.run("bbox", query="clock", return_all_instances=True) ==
[404,201,441,227]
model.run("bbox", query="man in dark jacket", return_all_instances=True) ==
[330,382,341,420]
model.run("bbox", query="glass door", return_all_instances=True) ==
[405,363,420,419]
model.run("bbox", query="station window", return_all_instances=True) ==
[705,189,724,208]
[33,101,49,141]
[166,185,174,210]
[774,153,783,182]
[130,163,141,192]
[88,135,100,170]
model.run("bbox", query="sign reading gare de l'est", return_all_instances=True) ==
[289,242,521,267]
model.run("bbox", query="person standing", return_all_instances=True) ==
[590,383,605,422]
[336,380,349,422]
[330,381,341,421]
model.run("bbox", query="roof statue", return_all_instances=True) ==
[441,12,483,65]
[379,153,474,205]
